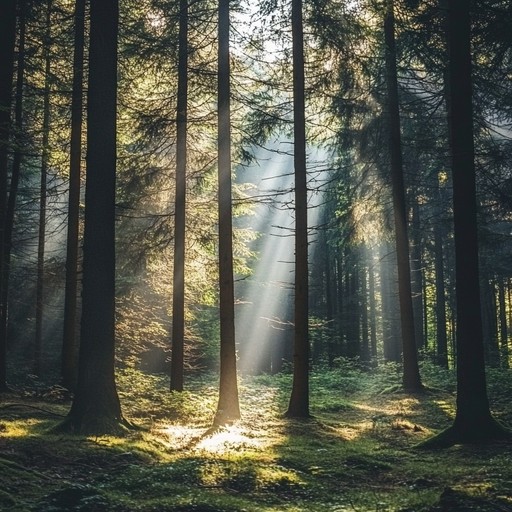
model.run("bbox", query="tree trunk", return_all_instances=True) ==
[433,176,448,368]
[170,0,188,393]
[325,242,335,367]
[410,200,424,351]
[380,243,401,362]
[1,0,26,383]
[360,260,370,365]
[421,0,510,447]
[0,0,17,391]
[286,0,309,418]
[346,258,360,359]
[368,256,378,363]
[384,0,422,391]
[61,0,86,390]
[57,0,125,435]
[34,0,52,376]
[214,0,240,425]
[498,278,509,368]
[481,276,499,367]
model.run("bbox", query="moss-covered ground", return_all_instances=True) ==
[1,362,511,511]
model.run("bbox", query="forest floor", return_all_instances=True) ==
[1,362,512,511]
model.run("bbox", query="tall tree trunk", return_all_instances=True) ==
[368,256,378,363]
[2,0,26,382]
[481,276,499,366]
[34,0,53,376]
[286,0,309,418]
[336,252,345,358]
[433,176,448,368]
[421,0,510,447]
[410,200,424,351]
[58,0,125,435]
[0,0,17,392]
[325,242,335,367]
[422,253,429,353]
[380,243,401,362]
[384,0,422,391]
[346,258,360,359]
[61,0,86,390]
[214,0,240,425]
[360,259,370,365]
[498,278,509,369]
[170,0,188,393]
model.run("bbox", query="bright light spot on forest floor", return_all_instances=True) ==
[156,423,274,454]
[195,426,263,453]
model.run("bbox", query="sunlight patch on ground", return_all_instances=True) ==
[195,425,264,454]
[156,423,277,454]
[334,421,369,441]
[0,419,44,438]
[434,399,455,418]
[155,425,206,450]
[341,397,434,439]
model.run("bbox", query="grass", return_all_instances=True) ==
[0,362,512,511]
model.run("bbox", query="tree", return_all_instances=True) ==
[34,0,52,376]
[433,174,448,368]
[57,0,127,434]
[213,0,240,426]
[2,0,27,385]
[286,0,310,418]
[383,0,422,391]
[0,0,17,392]
[420,0,510,447]
[61,0,86,390]
[170,0,188,393]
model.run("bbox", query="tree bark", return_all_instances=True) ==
[410,201,424,351]
[368,256,378,363]
[214,0,240,425]
[480,276,499,366]
[170,0,188,393]
[384,0,422,391]
[420,0,510,447]
[433,176,448,368]
[286,0,309,419]
[497,278,509,368]
[360,259,370,365]
[34,0,52,376]
[0,0,17,391]
[1,0,26,381]
[61,0,86,390]
[57,0,126,435]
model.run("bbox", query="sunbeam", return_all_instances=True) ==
[235,139,329,374]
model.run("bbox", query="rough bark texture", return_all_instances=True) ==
[286,0,310,419]
[214,0,240,425]
[170,0,188,393]
[61,0,86,390]
[58,0,125,435]
[0,0,17,392]
[384,0,422,391]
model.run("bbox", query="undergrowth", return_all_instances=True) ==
[0,361,511,511]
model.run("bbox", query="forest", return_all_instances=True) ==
[1,0,512,510]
